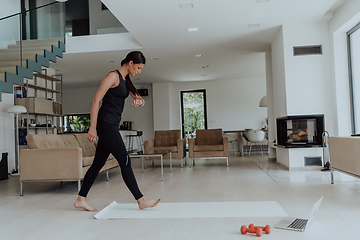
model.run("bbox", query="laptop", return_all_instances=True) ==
[274,197,323,232]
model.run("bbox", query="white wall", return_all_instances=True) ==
[0,0,21,49]
[152,83,171,131]
[89,0,124,35]
[0,93,16,173]
[0,0,21,172]
[328,0,360,136]
[282,23,334,134]
[271,26,288,119]
[271,23,334,168]
[63,85,97,114]
[265,52,276,158]
[153,74,267,134]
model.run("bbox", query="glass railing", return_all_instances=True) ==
[0,0,128,77]
[0,1,66,71]
[0,12,22,74]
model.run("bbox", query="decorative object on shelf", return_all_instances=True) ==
[7,105,27,175]
[259,95,267,107]
[15,86,27,98]
[17,70,63,136]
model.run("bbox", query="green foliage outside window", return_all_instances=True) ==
[66,114,90,132]
[183,92,205,138]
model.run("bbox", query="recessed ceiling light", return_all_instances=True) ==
[106,60,116,63]
[150,57,159,60]
[195,54,203,57]
[187,27,199,32]
[179,3,194,9]
[248,23,261,27]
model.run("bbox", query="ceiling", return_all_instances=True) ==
[52,0,345,87]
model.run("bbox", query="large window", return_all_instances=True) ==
[64,114,90,133]
[348,23,360,135]
[180,90,208,139]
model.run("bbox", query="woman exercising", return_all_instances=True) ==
[74,51,160,212]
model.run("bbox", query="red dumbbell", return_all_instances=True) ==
[240,225,263,237]
[249,224,271,234]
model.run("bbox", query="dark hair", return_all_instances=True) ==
[121,51,146,96]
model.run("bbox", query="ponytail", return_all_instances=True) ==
[125,74,140,96]
[121,51,146,97]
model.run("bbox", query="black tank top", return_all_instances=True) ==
[97,70,129,125]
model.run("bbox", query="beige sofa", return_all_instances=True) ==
[19,133,119,196]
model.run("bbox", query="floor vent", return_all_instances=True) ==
[293,45,322,56]
[304,157,322,166]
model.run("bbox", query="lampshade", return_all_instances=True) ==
[259,95,267,107]
[7,105,27,114]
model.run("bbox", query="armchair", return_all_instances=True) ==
[188,128,228,167]
[144,130,186,167]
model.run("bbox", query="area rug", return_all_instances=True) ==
[94,201,289,220]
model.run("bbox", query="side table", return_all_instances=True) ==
[129,151,172,182]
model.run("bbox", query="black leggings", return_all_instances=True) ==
[78,121,143,200]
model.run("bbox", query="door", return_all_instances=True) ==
[180,89,208,139]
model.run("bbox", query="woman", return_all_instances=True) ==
[74,51,160,212]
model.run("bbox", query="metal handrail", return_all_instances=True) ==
[0,2,57,21]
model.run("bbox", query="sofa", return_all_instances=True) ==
[144,130,186,167]
[188,128,228,167]
[19,133,119,196]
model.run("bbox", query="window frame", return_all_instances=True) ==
[347,22,360,134]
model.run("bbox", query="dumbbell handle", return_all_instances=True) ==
[249,224,271,234]
[240,225,263,237]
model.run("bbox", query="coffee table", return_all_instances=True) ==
[129,151,172,182]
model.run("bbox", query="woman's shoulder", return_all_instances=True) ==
[103,71,119,81]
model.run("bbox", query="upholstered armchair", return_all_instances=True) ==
[188,128,228,167]
[144,130,186,167]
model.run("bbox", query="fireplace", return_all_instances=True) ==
[276,114,324,148]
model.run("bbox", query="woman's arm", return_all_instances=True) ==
[87,72,118,142]
[129,91,145,107]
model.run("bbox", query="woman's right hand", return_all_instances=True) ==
[87,126,97,142]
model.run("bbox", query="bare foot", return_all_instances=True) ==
[137,197,161,209]
[74,196,98,212]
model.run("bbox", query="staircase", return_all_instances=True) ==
[0,38,66,102]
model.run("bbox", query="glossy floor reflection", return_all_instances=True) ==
[253,158,360,184]
[1,153,360,240]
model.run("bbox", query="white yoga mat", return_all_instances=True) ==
[94,201,289,220]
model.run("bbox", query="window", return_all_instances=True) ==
[64,114,90,133]
[348,23,360,135]
[180,90,208,139]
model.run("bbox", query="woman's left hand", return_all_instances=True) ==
[132,97,145,107]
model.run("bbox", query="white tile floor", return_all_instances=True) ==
[1,154,360,240]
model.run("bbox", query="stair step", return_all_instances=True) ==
[0,61,27,68]
[13,38,64,47]
[0,46,52,55]
[0,52,39,62]
[8,42,59,49]
[0,66,16,75]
